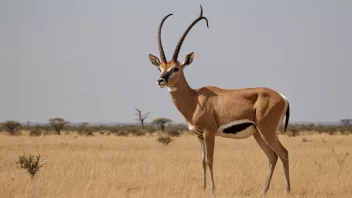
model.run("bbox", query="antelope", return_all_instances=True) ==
[148,5,291,195]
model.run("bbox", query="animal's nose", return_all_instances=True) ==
[157,78,166,85]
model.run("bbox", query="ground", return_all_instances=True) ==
[0,132,351,198]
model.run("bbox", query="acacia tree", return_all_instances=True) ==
[1,120,21,135]
[135,108,150,129]
[48,118,68,135]
[152,118,172,132]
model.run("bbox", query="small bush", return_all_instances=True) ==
[86,131,94,136]
[144,125,157,133]
[43,131,54,136]
[79,130,94,136]
[133,131,146,136]
[125,127,140,134]
[301,137,310,143]
[107,126,120,133]
[26,124,51,133]
[115,131,128,136]
[157,136,173,146]
[166,129,181,137]
[29,129,42,136]
[15,154,46,179]
[331,148,349,172]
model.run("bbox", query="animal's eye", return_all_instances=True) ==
[173,67,179,72]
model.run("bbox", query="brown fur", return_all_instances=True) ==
[159,60,177,72]
[166,70,286,133]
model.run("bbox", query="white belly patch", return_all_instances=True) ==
[216,119,257,139]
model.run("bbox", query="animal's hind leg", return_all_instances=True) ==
[256,100,291,194]
[260,133,290,194]
[277,138,290,193]
[253,132,278,194]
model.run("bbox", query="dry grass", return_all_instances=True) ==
[0,132,351,198]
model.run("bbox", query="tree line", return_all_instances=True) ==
[0,109,183,136]
[0,109,351,137]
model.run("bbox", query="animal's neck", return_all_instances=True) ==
[168,73,197,121]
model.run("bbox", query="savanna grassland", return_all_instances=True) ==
[0,132,351,198]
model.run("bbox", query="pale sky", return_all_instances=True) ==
[0,0,351,124]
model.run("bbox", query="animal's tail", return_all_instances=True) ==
[284,101,290,132]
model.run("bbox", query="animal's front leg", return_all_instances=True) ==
[197,135,207,190]
[204,131,216,193]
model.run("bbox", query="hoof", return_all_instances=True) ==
[285,185,291,194]
[211,187,216,194]
[285,188,291,194]
[261,187,269,196]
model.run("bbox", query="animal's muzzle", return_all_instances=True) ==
[157,78,166,85]
[157,71,170,85]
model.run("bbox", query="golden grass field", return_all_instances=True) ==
[0,132,351,198]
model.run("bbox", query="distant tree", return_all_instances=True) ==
[1,120,21,135]
[77,122,94,136]
[77,122,88,132]
[340,119,352,126]
[135,108,150,129]
[152,118,172,132]
[48,118,68,135]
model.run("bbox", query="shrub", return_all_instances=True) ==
[78,129,94,136]
[86,131,94,136]
[107,126,120,133]
[133,131,146,136]
[144,125,157,133]
[29,124,51,133]
[126,127,140,134]
[15,154,46,179]
[166,128,181,137]
[29,129,42,136]
[115,131,129,136]
[331,148,349,172]
[157,136,173,146]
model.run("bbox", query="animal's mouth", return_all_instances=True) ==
[157,78,167,88]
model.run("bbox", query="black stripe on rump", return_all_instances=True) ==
[222,122,255,134]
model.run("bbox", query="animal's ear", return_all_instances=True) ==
[182,52,194,67]
[148,54,161,66]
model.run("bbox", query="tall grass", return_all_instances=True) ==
[0,132,351,197]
